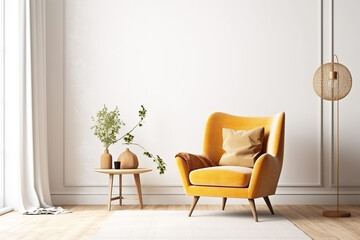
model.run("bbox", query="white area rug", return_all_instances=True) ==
[93,210,311,239]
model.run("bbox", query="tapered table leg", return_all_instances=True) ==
[108,174,114,211]
[119,174,122,206]
[133,174,143,209]
[95,168,152,210]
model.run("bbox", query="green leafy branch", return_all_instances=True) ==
[114,105,146,145]
[144,152,166,175]
[91,105,166,174]
[129,143,166,175]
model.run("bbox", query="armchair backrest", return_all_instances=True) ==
[203,112,285,166]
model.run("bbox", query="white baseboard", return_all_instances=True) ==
[51,185,360,205]
[0,207,13,216]
[51,193,360,206]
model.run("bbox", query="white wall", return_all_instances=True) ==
[4,0,20,208]
[47,0,360,205]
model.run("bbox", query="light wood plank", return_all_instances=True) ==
[0,205,359,240]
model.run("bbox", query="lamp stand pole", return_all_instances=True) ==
[322,101,350,218]
[321,0,351,218]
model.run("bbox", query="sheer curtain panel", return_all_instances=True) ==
[19,0,52,212]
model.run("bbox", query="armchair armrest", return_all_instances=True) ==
[176,156,191,195]
[248,153,282,199]
[175,152,216,195]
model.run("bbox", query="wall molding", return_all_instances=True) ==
[46,0,360,205]
[60,0,323,189]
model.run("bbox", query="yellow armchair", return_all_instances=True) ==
[176,112,285,221]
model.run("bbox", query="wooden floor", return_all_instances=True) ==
[0,205,359,239]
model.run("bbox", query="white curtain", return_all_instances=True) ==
[19,0,52,212]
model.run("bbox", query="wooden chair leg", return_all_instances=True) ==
[263,196,274,215]
[248,199,258,222]
[222,197,227,210]
[188,196,200,217]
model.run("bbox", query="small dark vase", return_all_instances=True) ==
[114,161,121,169]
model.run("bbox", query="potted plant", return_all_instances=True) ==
[91,105,124,169]
[91,105,166,174]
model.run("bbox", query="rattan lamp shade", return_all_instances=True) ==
[313,62,352,101]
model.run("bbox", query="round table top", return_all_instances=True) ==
[94,168,152,175]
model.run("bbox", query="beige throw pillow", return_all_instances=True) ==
[219,127,264,168]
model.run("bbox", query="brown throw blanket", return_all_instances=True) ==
[175,152,216,172]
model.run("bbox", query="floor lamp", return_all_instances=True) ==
[312,0,352,218]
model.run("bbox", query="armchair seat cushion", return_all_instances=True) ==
[189,166,253,188]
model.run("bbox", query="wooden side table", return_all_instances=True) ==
[94,168,152,211]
